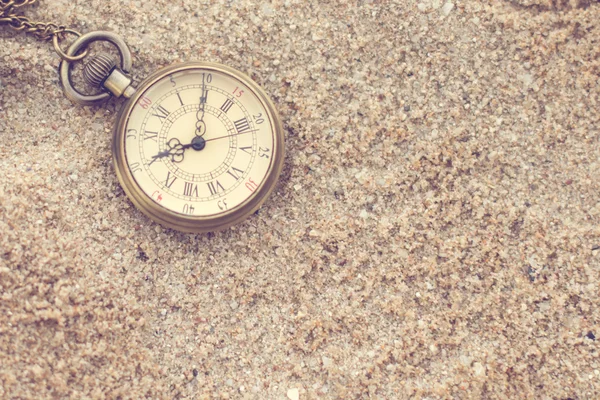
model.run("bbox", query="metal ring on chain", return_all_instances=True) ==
[52,29,88,62]
[58,31,133,106]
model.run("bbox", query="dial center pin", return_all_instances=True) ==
[191,135,206,151]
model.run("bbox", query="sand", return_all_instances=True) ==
[1,0,599,398]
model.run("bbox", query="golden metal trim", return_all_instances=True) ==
[59,31,133,106]
[52,29,88,62]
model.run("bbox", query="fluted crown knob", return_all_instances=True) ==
[83,54,117,88]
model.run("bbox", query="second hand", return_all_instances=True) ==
[204,129,260,143]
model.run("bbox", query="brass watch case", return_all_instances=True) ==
[112,62,285,233]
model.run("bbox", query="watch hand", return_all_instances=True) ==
[149,124,255,166]
[195,77,207,137]
[201,77,206,115]
[204,129,260,143]
[150,138,186,164]
[148,149,171,165]
[149,136,207,165]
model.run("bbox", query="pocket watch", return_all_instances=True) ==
[1,1,285,233]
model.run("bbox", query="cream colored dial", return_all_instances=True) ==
[113,63,284,232]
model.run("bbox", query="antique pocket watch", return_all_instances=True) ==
[1,2,285,233]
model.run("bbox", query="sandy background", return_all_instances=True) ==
[1,0,599,398]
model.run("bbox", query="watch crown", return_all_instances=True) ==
[83,54,117,87]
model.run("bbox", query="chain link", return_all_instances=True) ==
[1,0,88,61]
[0,0,68,41]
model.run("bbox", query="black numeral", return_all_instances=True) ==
[240,146,253,155]
[226,167,245,181]
[144,131,158,142]
[220,98,234,114]
[234,117,251,134]
[176,92,184,106]
[259,147,270,159]
[152,105,170,121]
[183,182,199,197]
[130,162,142,174]
[183,204,195,215]
[207,180,225,196]
[165,172,177,189]
[253,113,265,125]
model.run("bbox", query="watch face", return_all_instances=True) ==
[113,63,284,232]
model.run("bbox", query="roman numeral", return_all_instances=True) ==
[176,92,184,106]
[207,180,225,196]
[226,167,245,181]
[220,98,234,114]
[240,146,253,155]
[152,105,170,121]
[234,117,251,134]
[144,131,158,142]
[201,89,209,104]
[165,172,177,189]
[183,182,199,197]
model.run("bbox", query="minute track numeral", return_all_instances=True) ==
[207,180,225,196]
[234,117,251,134]
[220,98,234,114]
[259,147,271,159]
[183,182,199,197]
[130,162,142,174]
[152,105,170,121]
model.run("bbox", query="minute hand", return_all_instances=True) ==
[205,129,260,143]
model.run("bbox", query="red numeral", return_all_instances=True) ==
[139,96,153,109]
[152,190,163,202]
[245,178,258,192]
[233,87,244,98]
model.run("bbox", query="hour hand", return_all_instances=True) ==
[149,138,186,165]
